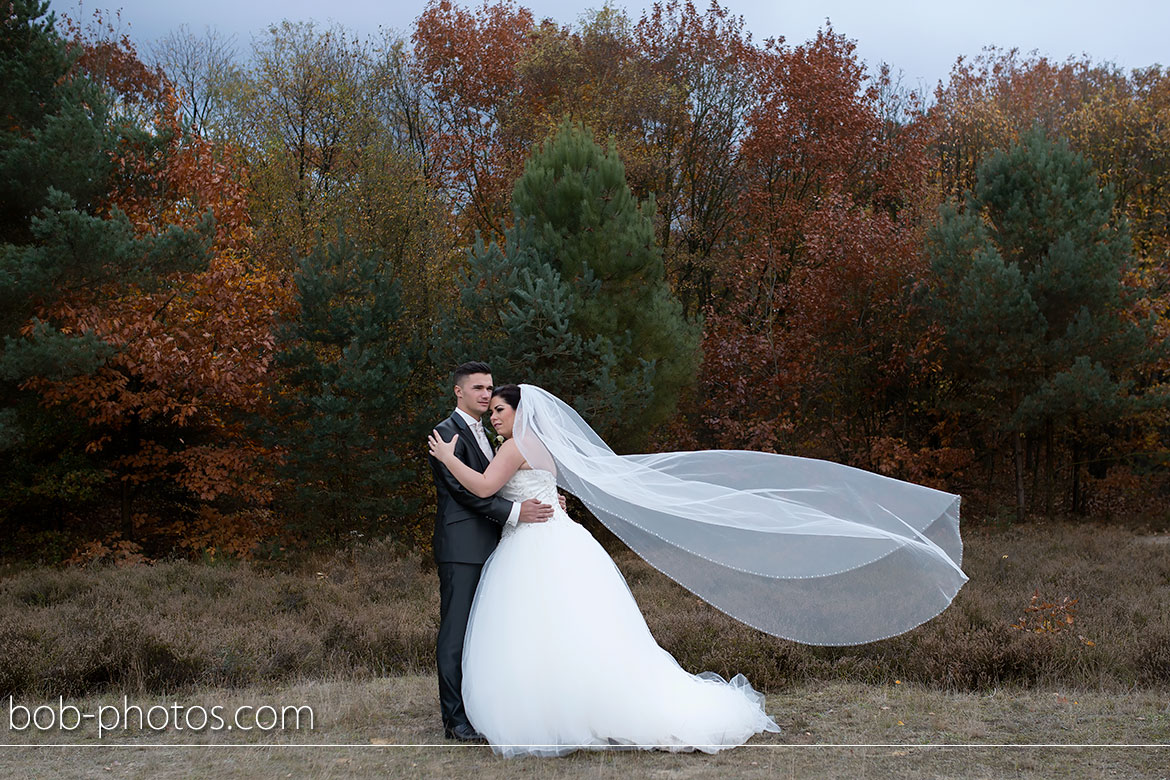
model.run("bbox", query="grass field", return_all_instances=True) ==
[1,519,1168,776]
[3,520,1168,696]
[2,675,1167,778]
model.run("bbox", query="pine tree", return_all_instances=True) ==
[269,233,418,541]
[926,126,1159,517]
[0,3,211,532]
[1,1,112,455]
[433,221,638,439]
[435,121,699,449]
[0,0,109,242]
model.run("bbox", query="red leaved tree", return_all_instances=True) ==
[413,0,535,238]
[24,20,285,557]
[692,28,947,474]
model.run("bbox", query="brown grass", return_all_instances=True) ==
[0,542,438,698]
[2,676,1167,779]
[635,521,1170,692]
[1,522,1168,702]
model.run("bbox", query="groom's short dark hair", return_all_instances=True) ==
[453,361,493,386]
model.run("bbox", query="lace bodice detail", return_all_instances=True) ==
[498,469,566,538]
[499,468,558,504]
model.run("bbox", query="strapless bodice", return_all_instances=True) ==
[498,469,569,538]
[499,468,559,504]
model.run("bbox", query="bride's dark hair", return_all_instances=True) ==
[491,384,521,410]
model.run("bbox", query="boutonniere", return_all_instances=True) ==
[492,433,505,449]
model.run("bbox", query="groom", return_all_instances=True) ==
[429,361,555,741]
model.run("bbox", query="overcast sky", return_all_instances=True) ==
[67,0,1167,91]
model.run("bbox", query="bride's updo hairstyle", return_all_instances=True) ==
[491,384,521,410]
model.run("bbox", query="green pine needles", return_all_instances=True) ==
[926,126,1164,516]
[0,2,211,524]
[270,233,419,541]
[436,121,700,450]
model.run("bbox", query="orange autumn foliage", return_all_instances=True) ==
[22,25,285,554]
[695,28,937,463]
[413,0,535,238]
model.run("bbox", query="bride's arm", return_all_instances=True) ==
[428,432,524,498]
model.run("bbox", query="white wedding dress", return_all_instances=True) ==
[461,468,781,757]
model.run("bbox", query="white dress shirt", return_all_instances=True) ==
[454,407,520,527]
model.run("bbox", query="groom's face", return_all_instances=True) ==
[454,373,493,417]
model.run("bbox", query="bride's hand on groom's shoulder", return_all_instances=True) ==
[428,430,456,463]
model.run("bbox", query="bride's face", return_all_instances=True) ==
[489,397,516,438]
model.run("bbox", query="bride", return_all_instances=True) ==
[428,383,781,756]
[429,383,967,757]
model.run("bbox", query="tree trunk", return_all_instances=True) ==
[1044,420,1055,519]
[120,480,133,539]
[1013,431,1026,523]
[1071,438,1082,515]
[120,412,141,540]
[1029,432,1040,500]
[983,444,995,517]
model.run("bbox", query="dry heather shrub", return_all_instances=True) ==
[0,548,438,698]
[1,522,1166,696]
[7,567,94,607]
[1134,620,1170,685]
[622,521,1169,692]
[898,624,1064,689]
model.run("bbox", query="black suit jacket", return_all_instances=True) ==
[429,412,515,564]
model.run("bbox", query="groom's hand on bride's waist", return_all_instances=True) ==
[518,499,553,523]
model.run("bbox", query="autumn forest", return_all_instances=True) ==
[2,0,1167,564]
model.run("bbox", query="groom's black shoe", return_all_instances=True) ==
[444,723,485,742]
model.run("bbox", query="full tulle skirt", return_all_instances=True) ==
[462,512,780,757]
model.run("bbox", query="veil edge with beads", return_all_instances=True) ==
[512,383,967,647]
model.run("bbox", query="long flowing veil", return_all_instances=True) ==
[512,384,968,646]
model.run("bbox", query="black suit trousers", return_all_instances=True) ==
[436,561,483,729]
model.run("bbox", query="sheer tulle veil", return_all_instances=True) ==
[511,384,968,646]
